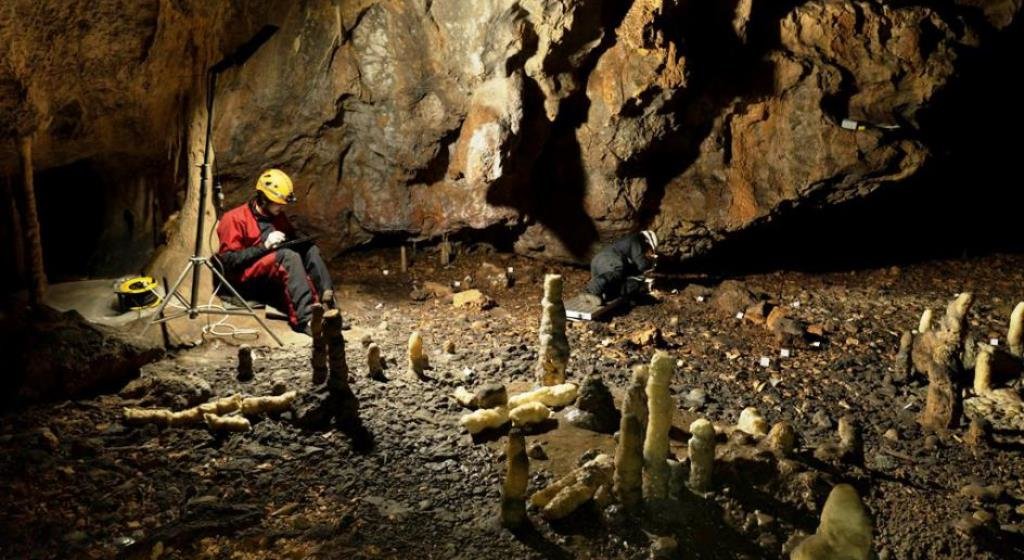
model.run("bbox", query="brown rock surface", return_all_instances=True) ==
[1,0,1019,266]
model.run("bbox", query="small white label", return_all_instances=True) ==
[507,267,514,274]
[759,357,771,367]
[453,281,461,288]
[736,312,745,320]
[375,302,384,309]
[676,359,684,368]
[696,296,705,302]
[382,269,389,276]
[780,348,791,358]
[990,338,1000,346]
[792,301,801,308]
[810,341,822,348]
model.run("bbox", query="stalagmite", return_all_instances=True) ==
[310,303,328,384]
[974,347,993,395]
[814,416,862,464]
[507,383,578,409]
[918,308,933,333]
[531,454,613,521]
[688,419,716,492]
[919,293,973,432]
[1008,302,1024,357]
[643,351,674,501]
[535,274,570,386]
[237,345,254,382]
[737,407,768,437]
[460,406,509,434]
[367,343,385,381]
[408,331,429,379]
[790,484,872,560]
[400,246,408,273]
[324,310,349,383]
[203,413,252,433]
[763,421,797,457]
[241,391,297,415]
[894,331,914,382]
[18,136,46,306]
[500,428,528,529]
[510,402,551,426]
[614,366,648,511]
[324,310,358,421]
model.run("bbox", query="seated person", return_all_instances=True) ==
[214,169,333,335]
[581,230,659,305]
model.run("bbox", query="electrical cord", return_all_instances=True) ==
[160,216,260,341]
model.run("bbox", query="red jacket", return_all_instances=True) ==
[216,200,295,280]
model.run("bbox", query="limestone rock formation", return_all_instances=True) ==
[1,0,1020,268]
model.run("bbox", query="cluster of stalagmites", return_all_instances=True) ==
[895,294,1024,433]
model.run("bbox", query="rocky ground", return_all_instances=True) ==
[3,247,1024,559]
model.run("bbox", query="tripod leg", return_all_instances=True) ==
[206,260,285,346]
[143,259,194,335]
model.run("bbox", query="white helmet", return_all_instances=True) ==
[640,230,658,252]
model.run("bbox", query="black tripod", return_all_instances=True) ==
[145,26,283,346]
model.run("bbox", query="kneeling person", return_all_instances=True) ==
[583,230,658,305]
[215,169,333,334]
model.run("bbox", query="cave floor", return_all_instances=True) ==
[3,248,1024,559]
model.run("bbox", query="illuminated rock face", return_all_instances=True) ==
[4,0,1017,270]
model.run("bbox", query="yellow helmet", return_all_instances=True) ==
[255,169,295,204]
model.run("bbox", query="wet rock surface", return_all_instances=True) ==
[2,251,1024,558]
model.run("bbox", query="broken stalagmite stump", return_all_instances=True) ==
[688,418,716,492]
[203,413,252,433]
[536,274,570,386]
[894,330,914,382]
[1008,302,1024,358]
[408,331,429,380]
[763,421,797,457]
[974,347,994,395]
[918,308,933,333]
[565,374,620,433]
[918,293,973,432]
[737,407,768,437]
[532,454,613,521]
[790,484,872,560]
[460,406,509,434]
[240,391,297,416]
[237,345,254,382]
[614,366,648,511]
[500,428,529,529]
[507,383,578,409]
[643,351,674,501]
[815,416,863,465]
[367,343,385,381]
[311,303,328,385]
[510,402,552,426]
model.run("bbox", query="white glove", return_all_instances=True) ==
[264,230,286,249]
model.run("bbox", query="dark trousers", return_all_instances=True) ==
[232,244,333,328]
[585,252,644,302]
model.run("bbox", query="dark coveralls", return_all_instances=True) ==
[585,233,653,303]
[215,200,332,329]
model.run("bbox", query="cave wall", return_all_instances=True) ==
[1,0,1021,275]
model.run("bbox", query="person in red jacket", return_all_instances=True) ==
[215,169,333,335]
